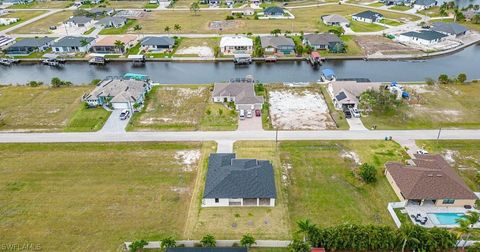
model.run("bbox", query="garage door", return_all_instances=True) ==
[112,102,129,110]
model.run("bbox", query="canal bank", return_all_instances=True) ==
[1,43,479,84]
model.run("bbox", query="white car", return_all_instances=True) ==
[119,109,130,120]
[239,110,245,120]
[350,108,361,118]
[416,149,429,155]
[246,110,252,118]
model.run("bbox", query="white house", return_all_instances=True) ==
[352,10,383,23]
[219,35,253,55]
[413,0,436,10]
[0,17,19,26]
[51,36,95,53]
[397,30,447,45]
[202,153,276,207]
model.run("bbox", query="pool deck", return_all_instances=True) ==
[404,203,480,228]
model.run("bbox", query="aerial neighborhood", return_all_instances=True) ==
[1,0,480,251]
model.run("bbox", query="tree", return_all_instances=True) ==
[51,77,68,88]
[457,73,467,83]
[164,25,171,34]
[270,28,281,36]
[80,38,90,47]
[133,24,143,33]
[296,219,316,242]
[438,74,450,84]
[213,46,220,57]
[456,218,472,249]
[295,44,304,56]
[114,40,125,54]
[27,81,43,87]
[160,237,176,249]
[472,14,480,24]
[240,234,256,247]
[129,240,148,252]
[174,24,182,33]
[288,239,310,252]
[398,223,420,252]
[190,2,200,15]
[358,163,377,183]
[200,234,216,247]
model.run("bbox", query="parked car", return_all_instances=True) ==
[246,110,252,118]
[239,109,245,120]
[350,108,360,118]
[416,149,429,155]
[119,109,130,120]
[49,26,57,30]
[343,109,352,119]
[255,109,261,117]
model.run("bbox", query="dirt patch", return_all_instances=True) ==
[208,20,245,31]
[176,46,214,57]
[340,150,362,165]
[443,149,458,165]
[268,90,335,130]
[175,150,201,172]
[356,35,420,56]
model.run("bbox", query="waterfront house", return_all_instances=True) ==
[0,35,15,49]
[413,0,436,10]
[431,22,468,37]
[462,9,480,21]
[51,36,95,53]
[2,0,34,4]
[212,78,263,111]
[95,16,128,28]
[385,154,477,207]
[0,17,19,26]
[140,36,175,52]
[88,8,114,17]
[91,35,137,54]
[209,0,221,6]
[327,81,383,110]
[260,35,295,55]
[397,30,447,45]
[83,78,152,110]
[5,37,55,55]
[202,153,276,207]
[303,33,344,52]
[263,6,284,16]
[219,36,253,55]
[64,16,94,28]
[352,10,383,23]
[321,14,349,26]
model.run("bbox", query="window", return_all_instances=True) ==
[442,199,455,204]
[215,198,219,203]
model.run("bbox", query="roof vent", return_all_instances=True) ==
[427,174,433,177]
[436,174,442,177]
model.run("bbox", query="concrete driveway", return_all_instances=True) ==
[238,115,263,131]
[346,117,367,131]
[99,109,131,133]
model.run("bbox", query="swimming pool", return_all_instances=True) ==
[429,213,466,225]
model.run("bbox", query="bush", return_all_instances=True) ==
[27,81,43,87]
[240,234,256,247]
[226,15,234,20]
[457,73,467,83]
[51,77,72,88]
[90,79,101,86]
[288,239,310,252]
[200,234,216,247]
[358,163,377,183]
[438,74,450,84]
[425,77,435,85]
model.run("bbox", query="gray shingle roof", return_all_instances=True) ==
[260,36,295,48]
[141,36,175,46]
[303,33,342,46]
[11,37,55,47]
[96,16,127,27]
[431,22,468,36]
[264,6,284,15]
[212,82,264,105]
[52,36,95,47]
[401,30,448,41]
[65,16,93,25]
[83,79,148,103]
[353,10,383,20]
[414,0,435,6]
[322,14,349,24]
[203,153,276,199]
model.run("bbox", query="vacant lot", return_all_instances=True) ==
[0,86,103,132]
[361,83,480,129]
[0,10,46,31]
[416,140,480,191]
[0,142,215,251]
[280,140,409,227]
[356,35,421,56]
[7,1,71,9]
[349,18,385,32]
[129,85,237,131]
[186,141,291,240]
[268,87,336,130]
[133,5,417,34]
[10,10,73,34]
[174,38,219,57]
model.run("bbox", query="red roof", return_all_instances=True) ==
[311,52,320,58]
[311,248,325,252]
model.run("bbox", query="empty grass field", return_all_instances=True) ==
[416,140,480,191]
[389,5,412,11]
[0,142,215,251]
[128,85,237,131]
[361,83,480,129]
[10,10,73,34]
[0,86,98,132]
[7,1,71,9]
[280,140,409,227]
[0,10,47,32]
[64,105,111,132]
[349,19,386,32]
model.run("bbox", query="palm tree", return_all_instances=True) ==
[200,234,216,247]
[296,219,316,242]
[133,24,143,39]
[190,2,200,16]
[240,234,256,247]
[398,223,420,252]
[160,236,176,249]
[80,38,89,47]
[164,25,171,35]
[173,24,181,33]
[114,40,125,54]
[455,218,471,249]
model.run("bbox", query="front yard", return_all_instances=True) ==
[361,83,480,129]
[0,141,215,251]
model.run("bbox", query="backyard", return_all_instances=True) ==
[9,10,73,34]
[0,141,215,251]
[361,83,480,129]
[0,10,46,32]
[0,86,104,132]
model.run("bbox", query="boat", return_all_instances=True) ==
[41,58,62,67]
[0,57,19,66]
[264,55,277,63]
[308,51,323,66]
[124,73,150,81]
[319,68,336,83]
[233,54,252,65]
[89,56,108,65]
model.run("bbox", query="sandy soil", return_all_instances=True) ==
[356,35,420,55]
[175,46,214,57]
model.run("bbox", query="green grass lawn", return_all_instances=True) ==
[64,106,111,132]
[144,2,159,8]
[126,42,142,55]
[0,10,46,32]
[349,19,385,32]
[199,102,238,130]
[380,18,403,26]
[99,19,136,35]
[320,35,364,57]
[12,49,50,59]
[9,10,73,34]
[368,2,384,7]
[7,1,71,9]
[389,5,412,11]
[0,141,215,251]
[361,83,480,129]
[416,140,480,191]
[83,27,96,35]
[0,86,95,132]
[280,140,409,227]
[417,6,444,17]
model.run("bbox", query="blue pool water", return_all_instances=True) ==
[431,213,466,225]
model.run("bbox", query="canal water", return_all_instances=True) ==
[1,44,479,84]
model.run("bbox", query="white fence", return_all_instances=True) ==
[387,201,407,228]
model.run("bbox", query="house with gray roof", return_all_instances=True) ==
[212,79,264,111]
[260,36,295,55]
[413,0,436,10]
[5,37,55,55]
[202,153,276,207]
[431,22,468,37]
[327,81,384,110]
[321,14,349,26]
[64,16,94,28]
[51,36,95,53]
[140,36,175,52]
[352,10,383,23]
[263,6,285,16]
[398,30,448,45]
[88,8,114,17]
[83,78,152,110]
[95,16,127,28]
[303,33,344,51]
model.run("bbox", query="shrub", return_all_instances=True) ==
[27,81,43,87]
[457,73,467,83]
[358,163,377,183]
[240,234,256,247]
[160,236,176,249]
[226,15,234,20]
[129,240,148,252]
[51,77,72,88]
[200,234,216,247]
[288,239,310,252]
[438,74,450,84]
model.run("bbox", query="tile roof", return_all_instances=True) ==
[203,153,276,199]
[386,154,477,200]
